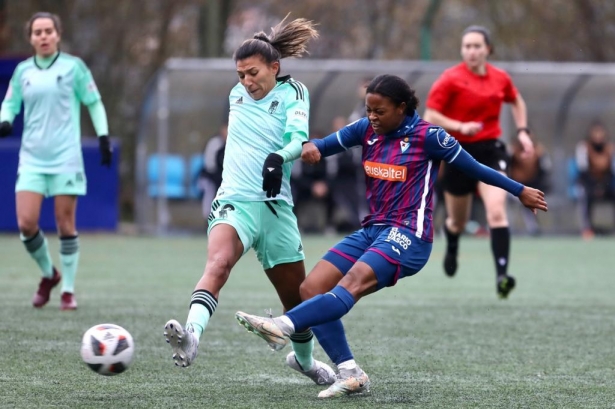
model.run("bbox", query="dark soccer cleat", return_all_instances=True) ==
[497,275,516,299]
[32,268,62,308]
[60,292,78,310]
[443,252,458,277]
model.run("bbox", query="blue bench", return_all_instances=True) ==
[147,154,187,199]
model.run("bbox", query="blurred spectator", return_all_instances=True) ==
[326,116,365,233]
[199,123,227,225]
[292,131,334,234]
[575,121,615,238]
[509,136,552,235]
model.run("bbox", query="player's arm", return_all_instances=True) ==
[262,82,310,198]
[302,119,366,165]
[273,83,311,163]
[75,59,111,167]
[426,128,548,213]
[0,72,24,137]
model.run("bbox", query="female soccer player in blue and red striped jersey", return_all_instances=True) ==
[235,74,547,399]
[424,26,533,297]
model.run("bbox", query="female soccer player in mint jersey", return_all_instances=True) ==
[235,74,547,398]
[0,12,111,311]
[423,26,533,298]
[163,16,337,386]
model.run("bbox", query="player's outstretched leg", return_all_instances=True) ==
[163,289,218,367]
[318,360,370,399]
[235,311,292,351]
[163,320,199,367]
[285,351,336,385]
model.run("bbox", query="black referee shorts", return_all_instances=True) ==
[442,139,509,196]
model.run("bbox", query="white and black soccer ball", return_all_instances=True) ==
[80,323,134,376]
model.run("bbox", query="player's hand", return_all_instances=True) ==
[0,121,12,138]
[517,131,535,158]
[459,121,482,136]
[262,153,284,198]
[98,135,112,167]
[519,186,548,215]
[301,142,321,164]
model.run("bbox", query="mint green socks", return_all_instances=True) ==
[60,235,79,293]
[290,330,315,370]
[21,230,53,278]
[186,290,218,339]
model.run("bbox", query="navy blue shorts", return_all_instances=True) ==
[322,224,432,289]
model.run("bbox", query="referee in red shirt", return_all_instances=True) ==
[424,25,535,298]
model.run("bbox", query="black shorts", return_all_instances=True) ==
[442,139,509,196]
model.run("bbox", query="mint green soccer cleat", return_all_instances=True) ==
[317,367,370,399]
[235,311,289,351]
[286,351,336,385]
[163,319,199,367]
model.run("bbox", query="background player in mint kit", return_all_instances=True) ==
[163,16,337,386]
[424,25,533,297]
[235,74,547,398]
[0,12,111,311]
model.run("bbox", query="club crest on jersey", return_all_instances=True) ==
[268,100,279,114]
[208,201,235,222]
[400,137,410,153]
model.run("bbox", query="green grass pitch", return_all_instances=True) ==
[1,234,614,408]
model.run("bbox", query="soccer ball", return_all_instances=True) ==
[80,323,135,376]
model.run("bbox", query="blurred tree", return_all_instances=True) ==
[0,0,613,219]
[199,0,232,57]
[230,0,615,61]
[1,0,233,218]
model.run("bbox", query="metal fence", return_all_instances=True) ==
[136,58,615,234]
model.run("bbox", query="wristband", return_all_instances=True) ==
[516,127,530,135]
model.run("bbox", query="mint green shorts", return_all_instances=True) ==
[15,171,87,197]
[207,199,305,270]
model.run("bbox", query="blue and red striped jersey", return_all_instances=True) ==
[313,112,462,242]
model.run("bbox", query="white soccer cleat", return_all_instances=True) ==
[317,367,370,399]
[286,351,336,385]
[163,319,199,367]
[235,311,289,351]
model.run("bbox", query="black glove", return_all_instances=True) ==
[0,121,12,138]
[98,135,112,167]
[262,153,284,198]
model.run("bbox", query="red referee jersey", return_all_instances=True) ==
[426,62,518,144]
